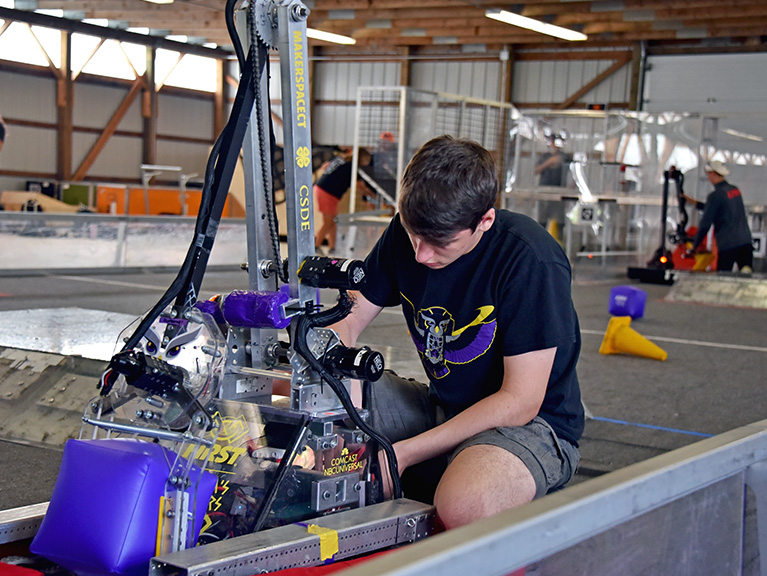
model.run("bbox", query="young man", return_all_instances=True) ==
[683,160,753,272]
[333,135,583,529]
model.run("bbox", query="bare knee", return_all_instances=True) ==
[433,445,536,530]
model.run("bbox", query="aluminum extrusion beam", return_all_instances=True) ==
[0,502,48,545]
[150,498,435,576]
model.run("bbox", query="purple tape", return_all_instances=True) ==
[222,290,291,329]
[195,299,226,326]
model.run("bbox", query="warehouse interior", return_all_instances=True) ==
[1,1,767,575]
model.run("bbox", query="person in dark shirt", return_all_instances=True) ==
[0,115,6,154]
[314,148,372,252]
[332,135,583,529]
[534,133,572,232]
[683,160,753,272]
[535,135,572,187]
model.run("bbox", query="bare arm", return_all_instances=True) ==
[331,291,383,347]
[534,153,563,175]
[393,347,556,471]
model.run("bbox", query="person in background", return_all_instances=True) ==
[0,115,6,154]
[314,148,372,253]
[372,131,398,200]
[0,116,5,210]
[534,132,572,235]
[332,135,583,529]
[683,160,753,273]
[535,132,572,188]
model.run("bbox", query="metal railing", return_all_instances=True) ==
[0,212,247,272]
[335,419,767,576]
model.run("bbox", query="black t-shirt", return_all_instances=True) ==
[316,158,354,199]
[361,209,584,445]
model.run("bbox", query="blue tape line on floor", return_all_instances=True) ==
[591,416,713,438]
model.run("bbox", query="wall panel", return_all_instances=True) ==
[312,60,399,146]
[72,132,140,180]
[411,60,502,101]
[157,92,214,139]
[73,82,142,131]
[313,104,353,146]
[0,70,56,123]
[512,58,631,107]
[0,125,56,174]
[156,140,212,177]
[644,53,767,114]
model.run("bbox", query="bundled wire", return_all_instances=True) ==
[292,293,403,500]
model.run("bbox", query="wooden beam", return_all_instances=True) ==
[72,78,143,181]
[142,47,157,166]
[214,58,225,137]
[628,43,642,111]
[400,46,411,87]
[0,7,230,58]
[557,53,633,110]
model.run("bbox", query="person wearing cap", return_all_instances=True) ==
[682,160,753,272]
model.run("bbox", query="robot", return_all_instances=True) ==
[29,2,435,574]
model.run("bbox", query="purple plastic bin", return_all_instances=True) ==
[608,285,647,319]
[30,438,216,576]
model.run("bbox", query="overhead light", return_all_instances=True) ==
[485,9,587,41]
[142,0,174,4]
[306,28,356,45]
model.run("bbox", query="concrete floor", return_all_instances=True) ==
[0,260,766,514]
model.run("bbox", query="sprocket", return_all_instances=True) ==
[252,0,278,48]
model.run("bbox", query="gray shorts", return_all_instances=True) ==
[366,371,580,499]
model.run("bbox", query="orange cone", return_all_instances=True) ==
[599,316,667,361]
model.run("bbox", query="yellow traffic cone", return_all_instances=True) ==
[546,218,560,243]
[599,316,667,361]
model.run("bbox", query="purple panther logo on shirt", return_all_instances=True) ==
[402,294,496,379]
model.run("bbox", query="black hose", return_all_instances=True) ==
[226,0,246,70]
[121,0,251,352]
[292,298,402,500]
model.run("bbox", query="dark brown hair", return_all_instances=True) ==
[399,135,498,246]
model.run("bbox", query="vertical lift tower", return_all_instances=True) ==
[28,1,435,575]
